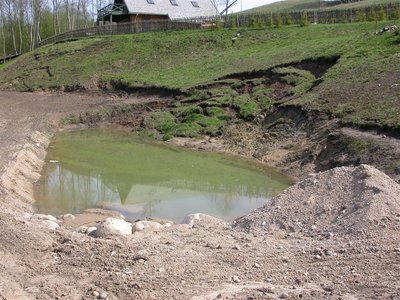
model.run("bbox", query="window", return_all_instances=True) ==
[191,1,199,7]
[147,0,155,4]
[170,0,178,6]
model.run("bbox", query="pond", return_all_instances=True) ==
[34,128,292,223]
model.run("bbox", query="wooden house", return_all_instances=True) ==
[98,0,218,24]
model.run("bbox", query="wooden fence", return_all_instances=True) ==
[0,54,19,64]
[39,20,203,47]
[38,3,400,47]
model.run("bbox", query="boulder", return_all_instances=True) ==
[181,213,227,229]
[95,218,132,238]
[132,220,163,233]
[31,214,58,222]
[40,220,60,230]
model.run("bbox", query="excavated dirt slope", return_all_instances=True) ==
[0,91,399,299]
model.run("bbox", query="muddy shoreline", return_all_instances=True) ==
[0,91,399,299]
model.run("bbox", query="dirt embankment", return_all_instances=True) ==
[0,89,399,300]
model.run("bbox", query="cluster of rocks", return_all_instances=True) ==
[27,212,227,238]
[375,24,398,35]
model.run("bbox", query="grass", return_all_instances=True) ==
[343,137,373,153]
[247,0,400,13]
[1,22,400,131]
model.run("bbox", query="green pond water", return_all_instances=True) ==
[34,128,292,222]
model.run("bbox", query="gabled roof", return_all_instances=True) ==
[121,0,218,19]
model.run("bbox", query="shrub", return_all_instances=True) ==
[356,10,367,22]
[284,12,292,25]
[390,7,400,20]
[228,16,237,29]
[299,11,309,27]
[378,5,386,21]
[274,13,282,28]
[367,7,377,22]
[249,17,257,28]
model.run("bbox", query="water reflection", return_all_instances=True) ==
[35,129,291,222]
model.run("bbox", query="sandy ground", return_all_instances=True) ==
[0,91,399,300]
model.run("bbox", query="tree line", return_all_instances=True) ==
[0,0,112,59]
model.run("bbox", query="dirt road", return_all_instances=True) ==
[0,91,399,300]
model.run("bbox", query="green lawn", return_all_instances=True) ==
[247,0,400,13]
[1,22,399,130]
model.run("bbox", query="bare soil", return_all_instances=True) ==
[0,91,399,300]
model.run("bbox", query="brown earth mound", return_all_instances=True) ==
[233,164,400,238]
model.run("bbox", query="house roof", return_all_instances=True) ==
[121,0,218,19]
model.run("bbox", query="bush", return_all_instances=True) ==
[367,7,377,22]
[299,11,309,27]
[228,16,237,29]
[378,5,386,21]
[214,18,222,30]
[274,13,282,28]
[390,7,400,20]
[249,17,257,28]
[284,12,292,25]
[356,10,367,22]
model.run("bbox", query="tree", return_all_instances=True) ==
[0,1,6,62]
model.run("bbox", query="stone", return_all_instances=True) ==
[59,214,75,221]
[324,249,335,256]
[99,291,107,299]
[233,244,241,250]
[181,213,226,228]
[232,276,240,283]
[86,227,97,235]
[95,218,132,237]
[253,263,261,268]
[40,220,60,230]
[32,214,58,222]
[75,225,88,234]
[92,291,100,297]
[132,221,163,233]
[314,255,322,260]
[280,293,289,299]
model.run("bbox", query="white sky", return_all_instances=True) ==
[228,0,281,13]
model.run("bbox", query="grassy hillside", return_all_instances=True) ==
[247,0,321,13]
[248,0,400,13]
[1,22,399,131]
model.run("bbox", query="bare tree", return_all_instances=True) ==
[0,1,6,62]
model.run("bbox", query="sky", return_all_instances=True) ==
[228,0,280,13]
